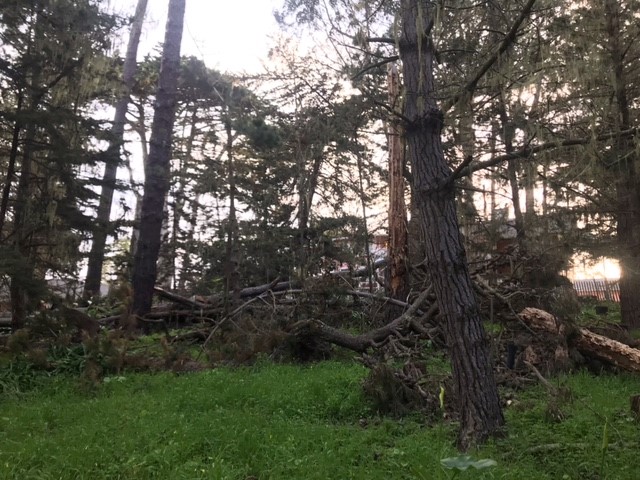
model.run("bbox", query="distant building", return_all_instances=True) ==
[572,278,620,302]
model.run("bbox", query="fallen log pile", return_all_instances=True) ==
[518,307,640,373]
[105,275,640,377]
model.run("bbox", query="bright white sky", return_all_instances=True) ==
[109,0,283,74]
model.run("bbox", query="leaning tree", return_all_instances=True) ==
[131,0,186,316]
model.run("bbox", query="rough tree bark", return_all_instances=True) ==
[131,0,186,316]
[519,308,640,373]
[84,0,148,298]
[399,0,504,450]
[386,63,410,315]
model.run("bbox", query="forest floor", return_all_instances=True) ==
[1,359,639,479]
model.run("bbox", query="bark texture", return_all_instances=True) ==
[519,307,640,373]
[399,0,504,450]
[386,63,410,313]
[131,0,186,315]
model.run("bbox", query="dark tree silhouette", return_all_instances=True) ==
[132,0,186,316]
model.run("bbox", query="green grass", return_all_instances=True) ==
[486,371,640,479]
[0,361,639,479]
[577,301,621,325]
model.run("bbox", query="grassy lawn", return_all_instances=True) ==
[1,361,639,479]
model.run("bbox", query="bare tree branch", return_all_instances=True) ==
[352,55,399,79]
[366,36,396,45]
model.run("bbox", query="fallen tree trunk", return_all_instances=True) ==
[573,328,640,373]
[519,307,640,373]
[154,287,207,308]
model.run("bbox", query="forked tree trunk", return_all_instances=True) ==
[131,0,186,316]
[84,0,148,298]
[399,0,504,450]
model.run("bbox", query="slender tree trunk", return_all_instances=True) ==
[356,151,373,291]
[224,115,240,310]
[171,106,198,289]
[131,0,186,316]
[386,63,410,311]
[497,96,529,284]
[296,151,322,278]
[129,100,150,258]
[84,0,148,298]
[604,0,640,329]
[524,78,542,228]
[0,92,24,238]
[399,0,504,450]
[178,192,200,291]
[524,162,535,223]
[489,121,499,223]
[498,99,525,240]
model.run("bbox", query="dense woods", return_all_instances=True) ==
[1,0,640,455]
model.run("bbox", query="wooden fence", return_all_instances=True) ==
[572,279,620,302]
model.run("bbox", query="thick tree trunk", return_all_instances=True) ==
[84,0,148,298]
[131,0,186,316]
[386,63,410,313]
[399,0,503,450]
[616,176,640,330]
[604,0,640,329]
